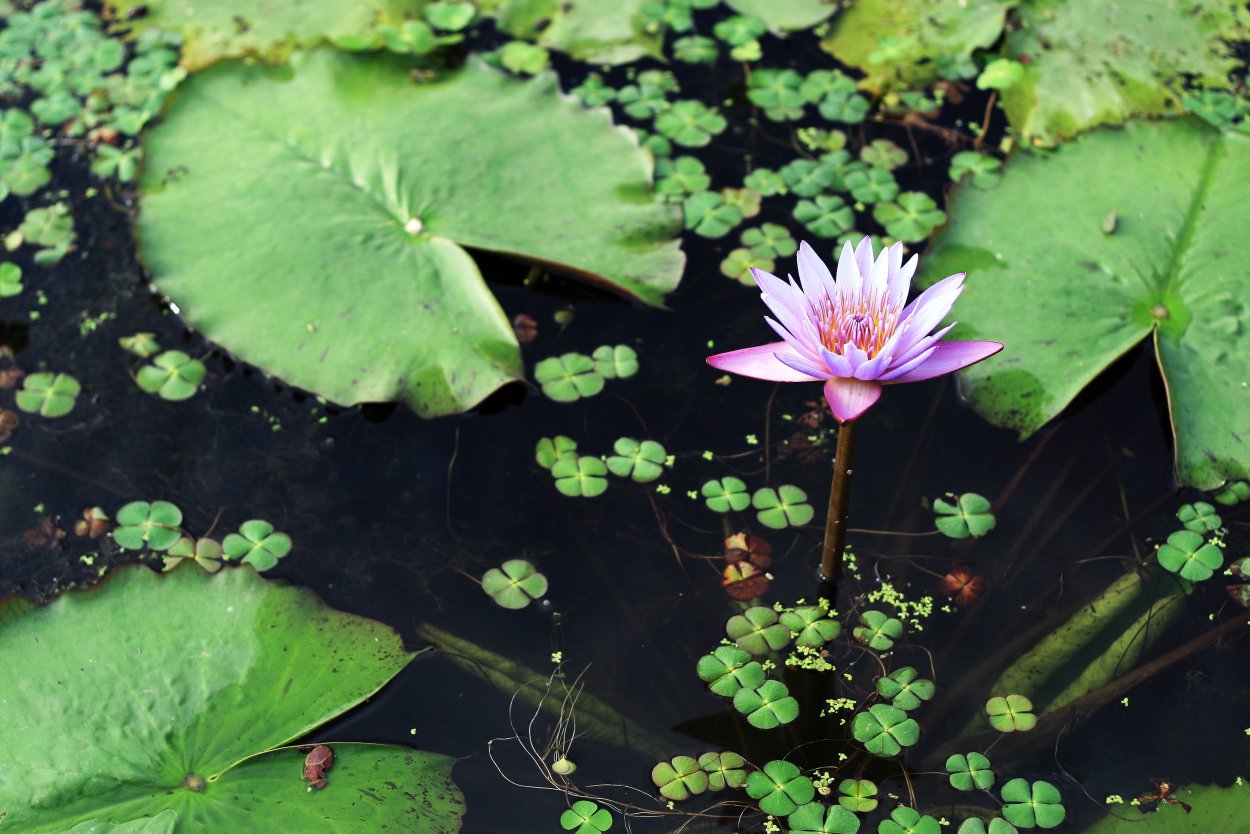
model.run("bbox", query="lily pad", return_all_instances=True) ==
[221,519,292,570]
[135,350,206,402]
[481,559,548,609]
[1001,779,1065,829]
[1155,529,1223,582]
[0,565,464,832]
[135,51,682,419]
[934,493,996,538]
[920,118,1250,489]
[114,500,183,552]
[606,437,666,482]
[15,371,80,418]
[752,485,815,529]
[999,0,1247,145]
[1077,782,1250,833]
[724,0,837,32]
[744,760,815,817]
[851,703,920,757]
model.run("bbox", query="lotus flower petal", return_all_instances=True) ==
[888,340,1005,383]
[707,342,822,382]
[824,378,882,423]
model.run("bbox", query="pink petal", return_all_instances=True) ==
[834,240,860,295]
[708,342,824,382]
[888,252,917,311]
[887,340,1003,384]
[853,236,875,280]
[892,272,965,356]
[824,378,883,423]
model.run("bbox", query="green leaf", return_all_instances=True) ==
[977,58,1024,91]
[560,799,613,833]
[0,261,21,297]
[957,819,1018,834]
[838,778,877,813]
[696,645,765,696]
[683,191,744,238]
[875,666,935,711]
[536,353,605,402]
[651,755,709,801]
[934,493,996,538]
[492,0,664,65]
[535,435,578,469]
[425,1,477,31]
[1176,501,1221,533]
[872,191,946,242]
[984,694,1037,733]
[135,52,682,419]
[1213,480,1250,505]
[779,605,841,648]
[923,119,1250,489]
[221,519,292,570]
[726,605,792,655]
[701,477,751,512]
[999,0,1247,145]
[114,500,183,552]
[751,484,815,529]
[852,609,902,651]
[497,40,550,74]
[794,195,855,239]
[481,559,548,609]
[948,151,1002,189]
[787,801,861,834]
[712,14,767,46]
[606,437,666,482]
[1000,779,1065,829]
[1156,529,1223,581]
[744,760,815,817]
[843,167,899,204]
[860,138,907,170]
[135,350,206,401]
[747,69,806,121]
[821,0,1010,93]
[15,372,81,419]
[698,751,747,791]
[946,752,995,791]
[851,703,920,757]
[721,248,771,284]
[551,455,609,497]
[879,807,941,834]
[723,0,837,33]
[733,679,800,729]
[0,565,463,832]
[741,223,798,259]
[655,100,727,148]
[592,344,638,379]
[672,35,718,63]
[1076,782,1250,833]
[780,158,837,197]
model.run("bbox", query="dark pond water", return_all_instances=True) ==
[2,10,1248,834]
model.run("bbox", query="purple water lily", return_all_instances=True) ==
[707,237,1002,423]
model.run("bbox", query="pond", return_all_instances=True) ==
[0,1,1248,833]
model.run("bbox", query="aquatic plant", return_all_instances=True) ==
[560,800,614,833]
[222,519,292,570]
[113,500,183,551]
[15,371,79,418]
[482,559,548,610]
[135,350,206,401]
[985,694,1037,733]
[934,492,997,538]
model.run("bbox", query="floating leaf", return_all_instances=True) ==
[946,752,995,791]
[560,799,613,834]
[721,248,771,284]
[535,435,578,469]
[851,704,920,757]
[957,819,1018,834]
[481,559,548,609]
[698,751,747,791]
[1213,480,1250,505]
[920,119,1250,489]
[1077,782,1250,833]
[136,350,206,402]
[752,485,815,529]
[120,333,162,358]
[1176,501,1221,533]
[879,807,941,834]
[949,152,1002,189]
[843,167,899,204]
[162,536,223,574]
[747,69,806,122]
[712,14,767,46]
[536,353,605,402]
[606,437,666,482]
[1000,779,1065,829]
[113,500,184,552]
[781,158,837,197]
[733,679,800,729]
[838,778,878,813]
[696,645,765,697]
[651,755,709,801]
[135,52,682,419]
[985,694,1036,733]
[0,565,463,832]
[724,0,837,33]
[425,1,476,31]
[655,100,727,147]
[872,191,946,242]
[655,156,710,200]
[496,40,549,74]
[852,609,902,651]
[702,477,751,513]
[592,345,639,379]
[977,58,1024,91]
[672,35,718,63]
[726,606,792,655]
[787,801,861,834]
[876,666,935,711]
[860,139,907,170]
[683,191,744,238]
[794,195,855,239]
[742,223,798,259]
[744,760,815,817]
[222,519,292,570]
[934,493,996,538]
[999,0,1247,145]
[1155,530,1223,582]
[0,262,21,297]
[779,605,841,648]
[15,372,80,418]
[551,456,609,498]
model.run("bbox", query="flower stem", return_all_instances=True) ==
[820,420,858,581]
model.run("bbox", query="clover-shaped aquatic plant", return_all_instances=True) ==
[744,760,815,817]
[535,353,604,402]
[119,332,161,358]
[747,69,805,122]
[655,100,726,147]
[1212,480,1250,505]
[136,350,206,401]
[698,751,747,790]
[733,679,799,729]
[876,666,935,711]
[1000,779,1065,828]
[851,704,920,757]
[843,167,900,204]
[727,606,792,655]
[1156,530,1223,581]
[222,519,292,570]
[592,345,638,379]
[880,807,941,834]
[651,755,708,801]
[535,435,578,469]
[696,645,765,697]
[741,223,797,259]
[424,0,476,31]
[957,819,1018,834]
[560,800,613,834]
[949,151,1003,189]
[481,559,548,610]
[779,605,841,648]
[752,485,815,529]
[0,262,21,297]
[16,372,80,418]
[934,493,996,538]
[781,158,837,197]
[852,610,903,651]
[838,778,877,813]
[1176,501,1221,533]
[551,456,609,498]
[683,191,743,238]
[702,477,751,512]
[861,139,907,170]
[873,192,946,243]
[794,195,855,239]
[985,694,1036,733]
[655,156,710,200]
[787,801,861,834]
[113,500,183,552]
[162,536,222,574]
[946,752,995,791]
[606,437,666,482]
[672,35,717,64]
[721,247,772,284]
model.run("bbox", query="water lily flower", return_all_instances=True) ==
[707,237,1003,422]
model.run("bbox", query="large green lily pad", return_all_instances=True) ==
[921,118,1250,489]
[724,0,838,33]
[482,0,662,64]
[1078,782,1249,832]
[1000,0,1248,145]
[0,565,464,832]
[136,50,682,417]
[820,0,1010,93]
[103,0,425,70]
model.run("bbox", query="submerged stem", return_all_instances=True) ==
[820,420,858,581]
